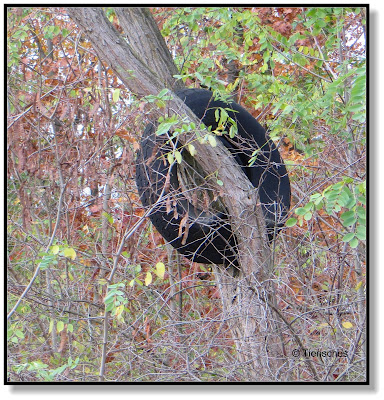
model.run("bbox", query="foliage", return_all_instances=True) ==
[7,6,366,382]
[289,177,366,248]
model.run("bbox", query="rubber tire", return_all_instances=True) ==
[135,88,291,265]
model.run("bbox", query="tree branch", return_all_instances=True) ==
[114,7,183,91]
[66,7,165,97]
[65,6,270,275]
[65,7,276,379]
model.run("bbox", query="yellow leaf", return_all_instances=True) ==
[60,271,74,281]
[167,152,174,165]
[214,58,223,70]
[355,281,363,291]
[207,134,217,147]
[49,319,54,334]
[155,262,165,280]
[63,247,76,260]
[51,245,60,255]
[114,304,125,318]
[145,272,152,286]
[175,150,182,164]
[113,88,120,103]
[188,144,196,156]
[342,321,353,329]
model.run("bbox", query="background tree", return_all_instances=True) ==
[7,6,366,382]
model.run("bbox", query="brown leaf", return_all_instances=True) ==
[203,190,210,211]
[166,196,172,214]
[178,212,189,238]
[164,171,171,193]
[58,330,68,354]
[181,219,190,245]
[173,206,179,220]
[192,190,198,209]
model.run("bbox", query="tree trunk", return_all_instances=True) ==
[66,6,284,381]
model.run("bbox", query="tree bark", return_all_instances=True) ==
[66,6,284,381]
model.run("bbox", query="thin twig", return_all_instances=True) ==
[98,166,172,380]
[7,182,68,321]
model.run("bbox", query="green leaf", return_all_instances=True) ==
[295,207,307,216]
[217,108,229,127]
[342,232,355,242]
[158,88,169,98]
[156,122,172,136]
[303,202,313,212]
[292,53,308,67]
[348,104,364,113]
[156,117,179,136]
[304,211,312,221]
[357,206,366,220]
[15,329,25,339]
[358,195,366,205]
[340,210,355,221]
[351,74,366,98]
[215,108,220,122]
[229,124,238,138]
[286,218,297,227]
[40,254,56,270]
[356,224,366,240]
[57,321,65,333]
[283,104,294,114]
[342,217,357,228]
[310,193,323,205]
[102,211,114,224]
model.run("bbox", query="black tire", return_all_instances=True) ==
[135,88,291,265]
